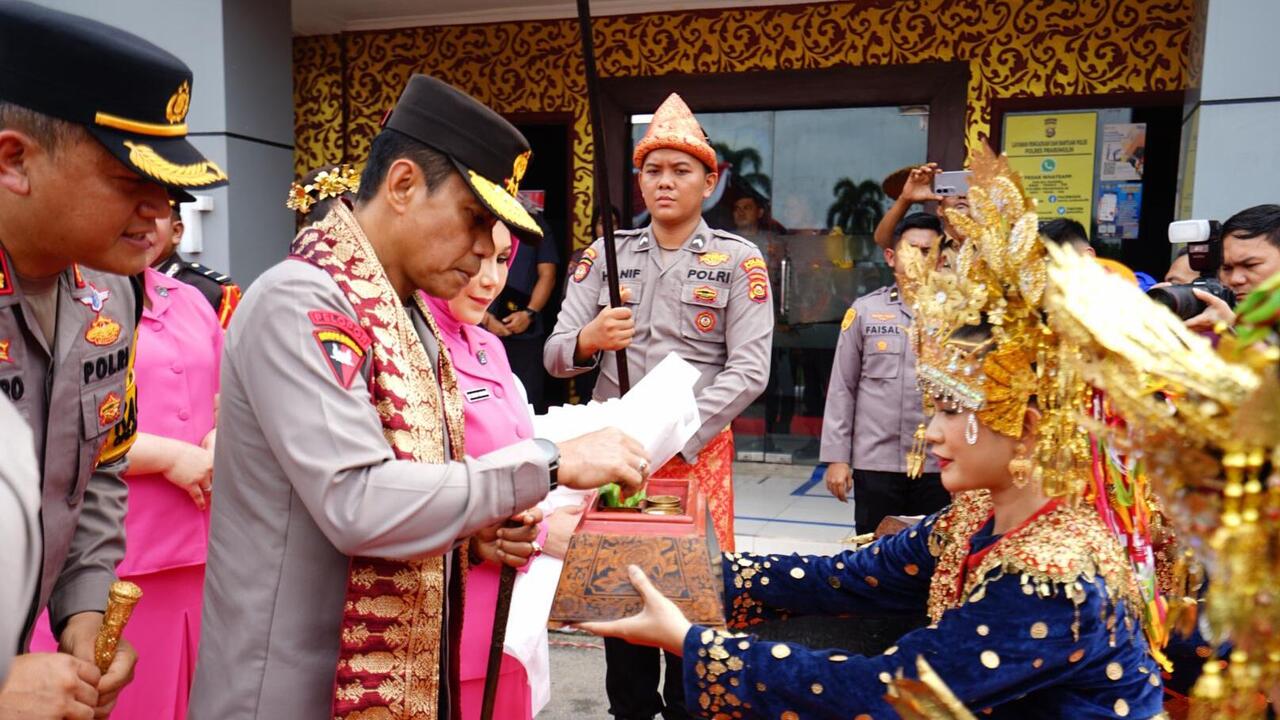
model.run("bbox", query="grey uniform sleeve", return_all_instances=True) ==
[47,455,128,631]
[819,306,863,465]
[544,239,605,378]
[230,264,548,560]
[683,248,774,460]
[0,398,39,682]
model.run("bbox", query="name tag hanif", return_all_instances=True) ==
[464,387,491,403]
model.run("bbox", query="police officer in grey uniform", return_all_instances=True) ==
[821,213,949,534]
[189,75,646,720]
[0,3,229,716]
[546,93,772,720]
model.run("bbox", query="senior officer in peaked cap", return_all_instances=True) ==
[0,2,228,717]
[190,75,647,720]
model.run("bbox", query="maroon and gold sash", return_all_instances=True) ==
[292,204,468,720]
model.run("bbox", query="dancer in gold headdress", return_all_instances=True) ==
[1045,238,1280,718]
[580,148,1166,719]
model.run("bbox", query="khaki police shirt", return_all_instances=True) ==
[0,396,39,681]
[819,284,938,474]
[0,246,137,647]
[545,219,773,461]
[190,258,551,720]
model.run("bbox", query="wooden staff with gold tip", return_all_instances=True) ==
[93,581,142,674]
[481,3,627,717]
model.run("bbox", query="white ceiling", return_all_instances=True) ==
[292,0,827,36]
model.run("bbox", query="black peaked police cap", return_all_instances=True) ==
[383,75,541,239]
[0,1,227,192]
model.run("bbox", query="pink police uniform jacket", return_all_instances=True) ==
[423,294,538,720]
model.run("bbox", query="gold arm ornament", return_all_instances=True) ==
[884,655,978,720]
[94,581,142,674]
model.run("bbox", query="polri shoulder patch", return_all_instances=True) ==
[308,310,372,389]
[841,307,856,332]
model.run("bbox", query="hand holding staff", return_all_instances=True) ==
[93,581,142,674]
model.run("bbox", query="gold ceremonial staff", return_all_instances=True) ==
[93,581,142,674]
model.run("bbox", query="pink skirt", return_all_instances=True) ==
[31,564,205,720]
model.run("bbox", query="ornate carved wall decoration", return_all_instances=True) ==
[294,0,1192,250]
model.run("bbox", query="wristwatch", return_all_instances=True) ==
[522,307,538,319]
[534,438,560,491]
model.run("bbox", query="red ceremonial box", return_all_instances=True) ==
[548,476,726,628]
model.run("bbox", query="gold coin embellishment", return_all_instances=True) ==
[738,641,750,650]
[865,575,879,587]
[701,629,714,644]
[884,645,898,655]
[829,654,848,662]
[771,644,791,659]
[1069,648,1086,663]
[756,682,767,692]
[760,576,770,585]
[981,650,1000,669]
[904,563,919,576]
[828,576,841,589]
[1030,621,1049,639]
[790,567,805,579]
[1149,674,1160,687]
[782,712,799,720]
[1106,662,1124,681]
[878,671,892,684]
[811,683,824,695]
[1032,658,1044,668]
[1113,698,1130,717]
[976,624,990,636]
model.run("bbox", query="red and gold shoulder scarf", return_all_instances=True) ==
[292,203,468,720]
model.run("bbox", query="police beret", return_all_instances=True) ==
[382,75,540,239]
[0,1,227,191]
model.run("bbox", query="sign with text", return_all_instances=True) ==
[1003,112,1098,229]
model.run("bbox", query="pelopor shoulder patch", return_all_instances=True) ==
[841,307,857,332]
[309,310,372,389]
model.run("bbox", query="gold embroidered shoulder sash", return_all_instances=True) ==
[291,204,467,720]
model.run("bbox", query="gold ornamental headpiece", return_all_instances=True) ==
[632,93,717,171]
[286,165,361,215]
[901,147,1090,498]
[1044,244,1280,716]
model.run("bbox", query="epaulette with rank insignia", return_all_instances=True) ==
[709,228,754,247]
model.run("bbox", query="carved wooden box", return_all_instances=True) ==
[548,477,725,628]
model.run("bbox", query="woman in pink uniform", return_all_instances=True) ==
[425,221,581,720]
[31,209,223,719]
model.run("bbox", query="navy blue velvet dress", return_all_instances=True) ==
[681,491,1166,719]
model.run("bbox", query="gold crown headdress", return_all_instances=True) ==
[900,147,1090,499]
[1044,243,1280,717]
[286,165,361,215]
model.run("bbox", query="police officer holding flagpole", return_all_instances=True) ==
[0,3,229,716]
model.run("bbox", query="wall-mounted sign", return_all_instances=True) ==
[1003,111,1097,229]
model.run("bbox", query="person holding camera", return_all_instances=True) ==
[1181,204,1280,332]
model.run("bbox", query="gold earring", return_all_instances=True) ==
[1008,443,1033,488]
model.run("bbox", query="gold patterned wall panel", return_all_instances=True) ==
[293,0,1193,250]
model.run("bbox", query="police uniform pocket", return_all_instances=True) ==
[862,334,903,379]
[680,281,727,342]
[597,282,643,307]
[72,381,130,503]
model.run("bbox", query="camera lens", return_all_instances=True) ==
[1146,284,1206,320]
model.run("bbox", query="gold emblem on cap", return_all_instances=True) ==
[505,150,531,197]
[166,81,191,125]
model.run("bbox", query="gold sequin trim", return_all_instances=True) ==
[1030,621,1049,639]
[865,576,879,587]
[1114,698,1130,717]
[976,624,990,636]
[771,644,791,659]
[1069,648,1086,663]
[811,683,823,695]
[1106,661,1124,681]
[790,567,805,579]
[981,650,1000,669]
